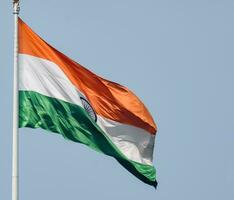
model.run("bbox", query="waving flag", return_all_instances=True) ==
[18,18,158,187]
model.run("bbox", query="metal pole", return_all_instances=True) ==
[12,1,20,200]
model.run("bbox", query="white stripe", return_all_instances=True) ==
[19,53,154,165]
[19,54,83,107]
[97,116,154,165]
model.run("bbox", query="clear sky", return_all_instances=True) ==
[1,0,234,199]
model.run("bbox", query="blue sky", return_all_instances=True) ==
[1,0,234,199]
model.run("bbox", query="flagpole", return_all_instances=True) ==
[12,1,20,200]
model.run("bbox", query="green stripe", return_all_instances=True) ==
[19,90,157,187]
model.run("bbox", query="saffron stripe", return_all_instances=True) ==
[18,17,157,135]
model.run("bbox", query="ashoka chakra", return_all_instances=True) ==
[80,97,97,122]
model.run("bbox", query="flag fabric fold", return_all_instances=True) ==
[18,17,158,187]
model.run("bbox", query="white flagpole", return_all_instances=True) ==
[12,1,20,200]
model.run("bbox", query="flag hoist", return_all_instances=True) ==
[12,1,20,200]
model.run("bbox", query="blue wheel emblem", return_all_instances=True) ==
[80,97,97,122]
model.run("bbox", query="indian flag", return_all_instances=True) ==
[18,17,158,187]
